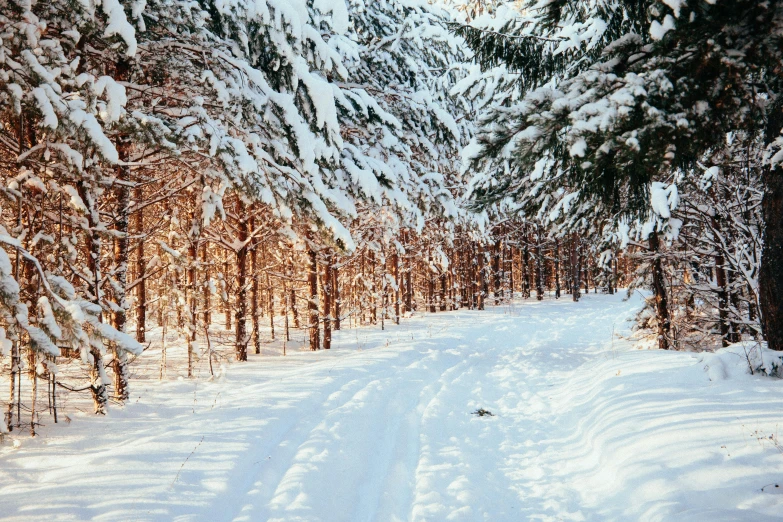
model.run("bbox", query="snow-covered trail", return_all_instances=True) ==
[2,294,783,521]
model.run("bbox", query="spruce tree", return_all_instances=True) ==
[455,0,783,350]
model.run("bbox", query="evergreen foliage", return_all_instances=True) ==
[456,0,783,350]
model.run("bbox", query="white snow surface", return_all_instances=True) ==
[2,293,783,521]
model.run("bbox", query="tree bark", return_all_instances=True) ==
[371,251,379,322]
[223,256,231,331]
[186,234,198,377]
[570,232,581,302]
[760,167,783,351]
[111,138,131,401]
[289,254,300,329]
[439,272,447,311]
[202,242,211,328]
[535,227,544,301]
[308,246,320,351]
[78,180,108,414]
[322,254,332,350]
[427,252,436,313]
[492,240,502,305]
[134,184,147,343]
[649,231,671,350]
[554,238,561,299]
[392,251,400,323]
[405,233,412,313]
[235,202,249,361]
[477,245,486,310]
[251,239,261,354]
[333,261,341,330]
[713,237,732,347]
[522,230,531,299]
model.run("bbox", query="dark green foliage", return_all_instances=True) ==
[455,0,783,350]
[450,0,650,91]
[457,0,783,222]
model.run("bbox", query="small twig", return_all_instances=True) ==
[449,22,564,43]
[171,435,205,486]
[55,381,92,393]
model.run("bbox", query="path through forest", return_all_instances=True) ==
[1,293,782,521]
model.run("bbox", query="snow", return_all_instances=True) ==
[2,294,782,520]
[650,15,676,41]
[650,181,679,219]
[37,296,62,340]
[94,75,127,124]
[569,138,587,158]
[662,0,685,18]
[314,0,349,34]
[0,328,10,357]
[101,0,138,57]
[61,185,88,214]
[67,109,119,163]
[32,87,58,129]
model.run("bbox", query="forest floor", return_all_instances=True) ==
[1,293,783,521]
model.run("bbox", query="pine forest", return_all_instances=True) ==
[1,1,782,520]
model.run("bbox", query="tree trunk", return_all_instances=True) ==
[439,272,447,311]
[251,241,261,354]
[202,242,211,328]
[289,254,300,329]
[477,245,486,310]
[606,250,615,295]
[492,240,502,305]
[308,246,320,351]
[284,280,291,343]
[235,203,249,362]
[649,231,671,350]
[522,233,530,299]
[186,236,198,377]
[78,180,109,414]
[760,167,783,351]
[405,234,412,313]
[507,245,514,299]
[470,245,478,309]
[323,254,332,350]
[583,245,590,294]
[554,238,561,299]
[535,227,543,301]
[570,232,581,302]
[111,138,131,401]
[333,261,341,330]
[371,251,379,322]
[727,268,741,343]
[392,251,400,324]
[613,255,619,293]
[6,334,15,431]
[6,114,24,432]
[223,256,232,331]
[427,252,436,313]
[713,246,732,347]
[134,184,147,343]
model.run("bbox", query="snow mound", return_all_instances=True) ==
[699,342,783,381]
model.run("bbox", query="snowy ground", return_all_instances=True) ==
[1,293,783,521]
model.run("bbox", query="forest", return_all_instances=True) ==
[0,0,780,432]
[0,2,782,517]
[0,0,783,521]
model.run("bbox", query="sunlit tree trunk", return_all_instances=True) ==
[308,245,320,351]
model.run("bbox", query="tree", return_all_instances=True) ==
[455,0,783,350]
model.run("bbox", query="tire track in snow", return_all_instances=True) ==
[220,344,468,522]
